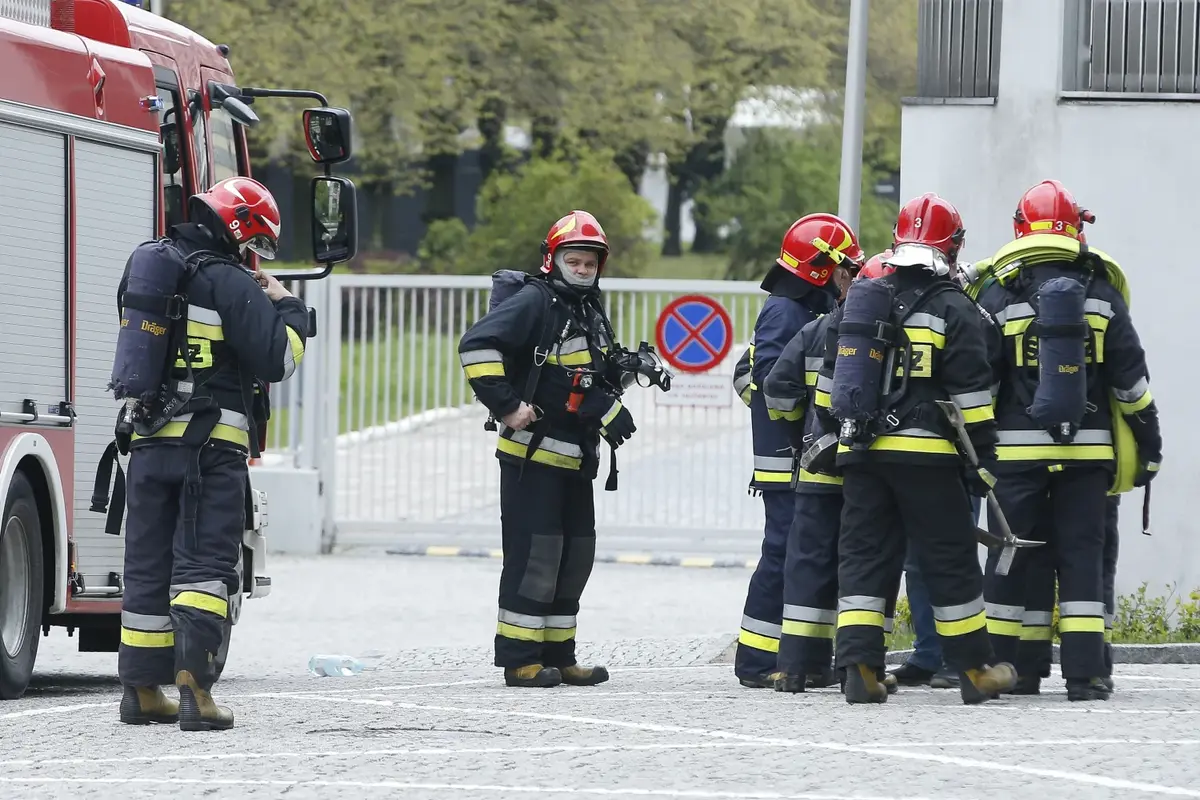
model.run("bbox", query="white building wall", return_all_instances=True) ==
[901,0,1200,597]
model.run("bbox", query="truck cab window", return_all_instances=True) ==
[156,86,187,229]
[209,106,241,183]
[189,91,211,192]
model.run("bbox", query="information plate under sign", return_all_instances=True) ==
[654,374,732,408]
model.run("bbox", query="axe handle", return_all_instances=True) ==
[1142,483,1152,535]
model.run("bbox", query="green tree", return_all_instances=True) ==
[695,126,895,280]
[463,150,658,277]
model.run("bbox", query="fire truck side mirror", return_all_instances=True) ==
[311,175,358,266]
[303,107,353,165]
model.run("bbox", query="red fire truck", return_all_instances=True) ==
[0,0,357,698]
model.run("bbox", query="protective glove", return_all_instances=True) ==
[575,389,637,448]
[964,462,998,498]
[601,403,637,449]
[1133,458,1160,488]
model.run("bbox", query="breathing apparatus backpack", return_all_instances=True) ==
[481,270,562,433]
[109,238,227,440]
[1017,272,1094,443]
[828,276,957,450]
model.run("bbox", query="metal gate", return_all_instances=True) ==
[263,275,771,554]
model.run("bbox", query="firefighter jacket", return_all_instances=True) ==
[117,223,309,453]
[747,273,838,490]
[763,311,844,494]
[977,259,1162,470]
[833,269,998,469]
[458,277,618,478]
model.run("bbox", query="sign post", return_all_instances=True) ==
[654,295,734,407]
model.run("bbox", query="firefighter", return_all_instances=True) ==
[114,177,309,730]
[827,193,1017,705]
[458,210,633,689]
[977,179,1160,701]
[735,213,864,688]
[766,252,903,694]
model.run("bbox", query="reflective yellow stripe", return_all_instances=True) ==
[987,618,1023,637]
[738,629,779,653]
[837,610,885,628]
[815,390,831,408]
[961,405,994,424]
[781,620,835,639]
[170,590,228,618]
[496,437,582,470]
[185,319,224,340]
[132,421,250,449]
[997,444,1114,462]
[804,372,818,386]
[903,327,946,350]
[1021,626,1053,641]
[1117,390,1153,414]
[934,610,986,637]
[464,362,505,379]
[497,621,544,642]
[285,324,306,369]
[544,627,577,643]
[753,470,793,483]
[798,468,842,485]
[547,351,592,367]
[767,407,805,422]
[120,628,174,647]
[1058,617,1106,634]
[837,435,957,455]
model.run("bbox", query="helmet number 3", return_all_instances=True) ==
[913,217,922,228]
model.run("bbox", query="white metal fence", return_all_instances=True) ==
[263,274,772,551]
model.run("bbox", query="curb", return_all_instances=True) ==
[386,546,758,570]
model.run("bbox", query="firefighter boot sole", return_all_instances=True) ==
[119,686,179,725]
[844,664,888,704]
[176,672,234,731]
[504,665,563,688]
[961,663,1018,705]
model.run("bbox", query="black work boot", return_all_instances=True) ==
[929,667,960,689]
[1012,674,1041,695]
[960,663,1017,705]
[808,667,839,689]
[1066,677,1112,701]
[844,664,888,704]
[739,670,785,689]
[773,673,805,693]
[119,685,179,725]
[176,670,234,731]
[560,664,609,686]
[887,661,936,686]
[504,664,562,688]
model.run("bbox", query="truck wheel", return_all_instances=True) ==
[0,473,44,700]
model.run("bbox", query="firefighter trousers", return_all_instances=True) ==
[1015,493,1120,678]
[735,490,793,680]
[837,462,993,673]
[778,492,842,677]
[495,460,596,669]
[118,442,246,691]
[984,466,1108,680]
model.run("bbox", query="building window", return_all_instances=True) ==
[916,0,1004,99]
[1063,0,1200,95]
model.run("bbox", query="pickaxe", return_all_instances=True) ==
[935,400,1045,576]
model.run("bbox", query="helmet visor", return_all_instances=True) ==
[245,235,278,261]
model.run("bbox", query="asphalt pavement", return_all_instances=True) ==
[6,553,1200,799]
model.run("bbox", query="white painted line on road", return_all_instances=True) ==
[261,678,493,697]
[0,702,114,720]
[870,738,1200,749]
[256,693,1200,797]
[0,777,951,799]
[0,740,787,769]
